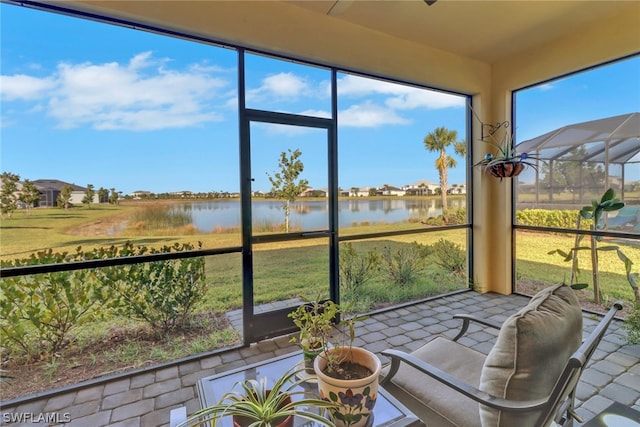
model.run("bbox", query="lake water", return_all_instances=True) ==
[169,198,466,232]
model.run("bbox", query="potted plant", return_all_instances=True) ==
[178,366,338,427]
[310,304,381,427]
[469,104,540,179]
[288,298,339,375]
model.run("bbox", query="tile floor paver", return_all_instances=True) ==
[0,291,638,427]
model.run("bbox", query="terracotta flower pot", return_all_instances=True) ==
[314,347,381,427]
[488,161,525,178]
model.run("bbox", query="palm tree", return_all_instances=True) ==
[423,127,466,211]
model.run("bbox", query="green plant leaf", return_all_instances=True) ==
[579,207,593,220]
[601,188,615,203]
[597,245,620,252]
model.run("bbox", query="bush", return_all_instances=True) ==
[430,239,466,276]
[339,243,379,295]
[516,209,589,229]
[379,242,427,286]
[421,208,466,226]
[97,242,207,333]
[0,242,208,360]
[624,303,640,345]
[0,248,111,359]
[443,208,466,225]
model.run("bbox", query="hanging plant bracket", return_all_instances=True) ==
[481,121,510,141]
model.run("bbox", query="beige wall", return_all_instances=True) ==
[479,4,640,294]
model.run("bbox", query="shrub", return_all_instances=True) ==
[421,208,466,226]
[443,208,466,225]
[97,242,207,333]
[624,302,640,345]
[516,209,589,229]
[339,243,379,295]
[379,242,427,286]
[430,239,466,276]
[0,248,111,359]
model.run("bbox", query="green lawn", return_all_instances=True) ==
[2,202,636,306]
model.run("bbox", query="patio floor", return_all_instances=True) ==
[1,291,639,427]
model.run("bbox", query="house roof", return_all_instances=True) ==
[32,179,85,192]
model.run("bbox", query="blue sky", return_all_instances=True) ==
[1,3,639,195]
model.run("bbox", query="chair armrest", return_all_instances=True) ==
[381,349,547,413]
[451,314,502,341]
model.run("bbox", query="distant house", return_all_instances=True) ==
[32,179,99,207]
[404,180,438,196]
[171,191,194,198]
[377,184,404,196]
[349,186,373,197]
[447,184,467,195]
[300,187,328,197]
[131,190,152,199]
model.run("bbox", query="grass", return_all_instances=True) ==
[515,230,639,303]
[1,200,638,399]
[2,201,635,307]
[0,202,241,259]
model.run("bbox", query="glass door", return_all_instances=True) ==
[240,109,337,343]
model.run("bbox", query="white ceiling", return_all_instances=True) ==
[286,0,638,64]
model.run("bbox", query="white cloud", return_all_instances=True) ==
[386,89,465,110]
[1,52,231,131]
[0,74,57,100]
[247,72,310,102]
[299,109,331,119]
[338,74,464,110]
[538,83,554,91]
[338,74,401,97]
[256,122,314,136]
[339,101,410,127]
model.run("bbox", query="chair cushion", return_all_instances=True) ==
[479,285,583,427]
[384,337,485,427]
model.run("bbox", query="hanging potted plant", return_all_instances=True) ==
[470,104,540,179]
[311,305,381,427]
[475,137,538,179]
[178,366,338,427]
[288,298,339,376]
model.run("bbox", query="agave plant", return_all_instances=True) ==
[178,366,338,427]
